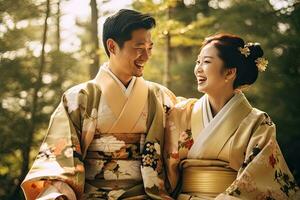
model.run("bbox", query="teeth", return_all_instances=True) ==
[135,63,144,67]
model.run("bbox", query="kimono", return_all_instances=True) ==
[165,92,299,200]
[22,63,176,200]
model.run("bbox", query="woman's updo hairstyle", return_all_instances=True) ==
[202,33,264,89]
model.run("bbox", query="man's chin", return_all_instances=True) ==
[135,73,143,77]
[134,70,144,77]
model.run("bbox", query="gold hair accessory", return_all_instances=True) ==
[238,46,250,57]
[255,57,268,72]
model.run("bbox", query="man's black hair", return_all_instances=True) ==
[102,9,156,57]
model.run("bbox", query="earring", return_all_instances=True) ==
[225,79,228,83]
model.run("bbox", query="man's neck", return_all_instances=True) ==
[108,63,132,87]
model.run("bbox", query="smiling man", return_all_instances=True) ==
[21,9,176,200]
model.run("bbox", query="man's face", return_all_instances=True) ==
[112,28,153,78]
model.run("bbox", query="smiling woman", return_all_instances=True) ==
[165,33,299,200]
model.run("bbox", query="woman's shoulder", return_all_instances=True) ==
[245,108,275,131]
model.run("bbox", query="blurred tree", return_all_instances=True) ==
[89,0,100,78]
[0,0,83,199]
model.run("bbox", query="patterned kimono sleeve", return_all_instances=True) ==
[217,113,299,200]
[139,85,178,200]
[164,99,196,195]
[21,85,95,200]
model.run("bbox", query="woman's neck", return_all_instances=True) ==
[207,89,235,116]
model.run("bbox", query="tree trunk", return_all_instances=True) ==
[8,0,51,199]
[164,31,171,88]
[163,6,171,88]
[56,0,61,51]
[89,0,100,79]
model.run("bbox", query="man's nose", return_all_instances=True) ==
[140,49,151,60]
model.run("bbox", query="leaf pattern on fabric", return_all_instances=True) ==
[241,145,261,169]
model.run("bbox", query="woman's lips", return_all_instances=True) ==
[197,76,207,84]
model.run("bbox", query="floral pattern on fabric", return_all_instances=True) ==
[226,139,298,199]
[141,141,173,199]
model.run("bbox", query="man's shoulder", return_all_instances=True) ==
[64,80,101,99]
[146,80,171,94]
[145,80,177,108]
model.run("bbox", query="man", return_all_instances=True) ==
[21,9,176,200]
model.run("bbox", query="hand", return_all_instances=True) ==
[52,181,77,200]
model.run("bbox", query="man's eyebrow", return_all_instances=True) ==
[135,42,154,46]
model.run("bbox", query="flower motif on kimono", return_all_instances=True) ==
[154,143,161,155]
[103,160,142,180]
[37,143,56,161]
[179,131,188,142]
[63,147,73,158]
[103,161,119,179]
[85,159,105,180]
[141,166,161,188]
[242,144,261,169]
[142,142,160,170]
[169,151,179,160]
[64,84,84,113]
[168,121,177,135]
[262,113,273,126]
[82,108,97,132]
[53,138,68,156]
[255,189,288,200]
[107,189,126,200]
[90,135,125,153]
[226,172,257,196]
[274,169,297,197]
[118,161,142,180]
[178,129,194,150]
[269,154,277,168]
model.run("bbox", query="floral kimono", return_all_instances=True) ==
[22,63,176,200]
[165,92,299,200]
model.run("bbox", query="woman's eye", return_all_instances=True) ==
[195,60,201,64]
[204,60,211,63]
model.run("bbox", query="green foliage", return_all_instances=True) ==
[0,1,299,199]
[0,0,86,199]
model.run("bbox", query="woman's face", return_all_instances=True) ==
[194,43,229,95]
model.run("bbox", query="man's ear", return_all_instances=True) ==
[225,67,237,81]
[107,39,118,55]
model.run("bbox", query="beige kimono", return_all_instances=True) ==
[165,92,299,200]
[22,63,176,200]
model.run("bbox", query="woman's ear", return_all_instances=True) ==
[225,67,237,81]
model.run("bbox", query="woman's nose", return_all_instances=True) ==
[194,63,203,75]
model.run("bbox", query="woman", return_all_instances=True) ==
[164,33,299,200]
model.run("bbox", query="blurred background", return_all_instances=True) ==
[0,0,299,199]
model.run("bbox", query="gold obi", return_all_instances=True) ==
[182,166,237,196]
